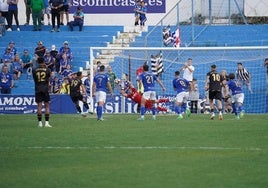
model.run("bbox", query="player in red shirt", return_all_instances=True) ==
[121,82,169,112]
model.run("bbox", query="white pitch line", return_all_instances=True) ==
[0,146,267,151]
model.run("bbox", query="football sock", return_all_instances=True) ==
[97,106,102,119]
[45,114,49,121]
[175,106,182,114]
[152,106,156,115]
[140,106,145,116]
[76,104,82,113]
[181,103,187,112]
[37,114,42,121]
[232,103,237,115]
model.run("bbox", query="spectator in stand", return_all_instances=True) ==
[41,0,51,25]
[0,64,14,94]
[21,49,33,79]
[50,76,61,93]
[134,0,141,27]
[69,6,84,32]
[31,0,44,31]
[12,54,23,80]
[34,41,46,67]
[0,0,9,25]
[60,0,70,25]
[49,0,63,32]
[7,41,17,56]
[180,58,195,82]
[135,0,147,32]
[50,44,60,72]
[23,0,31,25]
[7,0,20,31]
[59,41,73,61]
[44,50,55,71]
[235,62,252,93]
[61,63,72,78]
[58,53,70,74]
[106,65,117,93]
[1,47,14,71]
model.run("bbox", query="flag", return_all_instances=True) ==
[151,51,163,76]
[162,25,181,47]
[172,27,181,47]
[162,25,173,46]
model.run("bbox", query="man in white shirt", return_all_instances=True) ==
[180,58,195,82]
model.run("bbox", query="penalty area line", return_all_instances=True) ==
[0,146,267,151]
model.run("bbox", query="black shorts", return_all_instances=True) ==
[35,91,50,103]
[209,90,222,100]
[61,5,69,12]
[70,93,83,103]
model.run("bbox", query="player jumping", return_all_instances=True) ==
[121,82,170,113]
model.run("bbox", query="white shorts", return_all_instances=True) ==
[175,91,189,103]
[142,91,156,100]
[231,93,244,104]
[95,91,106,103]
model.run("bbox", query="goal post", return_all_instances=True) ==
[89,46,268,114]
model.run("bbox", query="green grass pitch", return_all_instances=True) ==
[0,113,267,188]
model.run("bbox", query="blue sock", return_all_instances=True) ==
[175,106,181,114]
[238,106,243,113]
[181,103,187,113]
[232,103,237,115]
[152,106,156,115]
[140,106,145,116]
[97,106,102,119]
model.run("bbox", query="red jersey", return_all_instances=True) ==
[127,87,153,109]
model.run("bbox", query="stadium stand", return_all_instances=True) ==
[0,25,123,94]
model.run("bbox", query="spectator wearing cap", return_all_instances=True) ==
[0,64,14,94]
[49,0,63,32]
[21,49,33,79]
[30,0,44,31]
[21,49,33,69]
[7,0,20,31]
[69,6,84,32]
[50,44,60,72]
[235,62,252,93]
[1,47,14,71]
[59,41,73,62]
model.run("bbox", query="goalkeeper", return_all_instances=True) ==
[120,81,170,112]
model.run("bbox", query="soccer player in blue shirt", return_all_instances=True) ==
[92,65,113,121]
[173,71,191,119]
[137,63,165,120]
[226,73,245,119]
